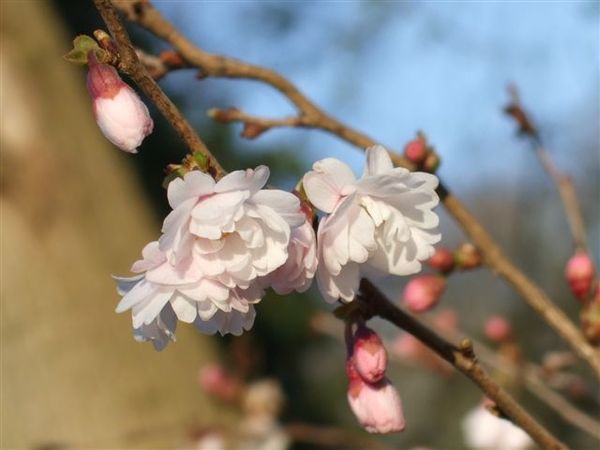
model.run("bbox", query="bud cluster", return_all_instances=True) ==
[403,243,483,313]
[345,324,405,434]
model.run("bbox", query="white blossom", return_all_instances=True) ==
[303,145,440,303]
[462,404,534,450]
[114,166,305,348]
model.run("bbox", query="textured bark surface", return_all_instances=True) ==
[1,2,223,447]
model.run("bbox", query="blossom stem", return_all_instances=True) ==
[92,0,225,178]
[111,0,600,377]
[358,278,567,450]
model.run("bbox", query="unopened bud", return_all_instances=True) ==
[565,251,595,300]
[428,247,455,273]
[423,151,440,173]
[87,53,153,153]
[198,363,240,403]
[352,325,388,383]
[403,135,427,164]
[346,361,406,434]
[403,274,446,313]
[454,243,482,270]
[484,315,512,343]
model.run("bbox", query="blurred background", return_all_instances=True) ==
[2,1,598,448]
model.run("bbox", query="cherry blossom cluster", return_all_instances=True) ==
[114,167,313,349]
[113,146,441,350]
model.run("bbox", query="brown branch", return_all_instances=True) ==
[110,0,600,377]
[439,323,600,440]
[505,86,588,250]
[357,279,566,450]
[92,0,225,178]
[313,311,600,440]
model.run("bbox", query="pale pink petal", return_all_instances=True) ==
[215,166,269,194]
[363,145,394,176]
[167,170,215,208]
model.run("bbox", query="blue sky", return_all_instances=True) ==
[154,1,598,196]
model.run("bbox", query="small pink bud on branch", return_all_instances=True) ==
[403,134,427,165]
[87,52,153,153]
[428,247,455,273]
[352,325,388,383]
[565,251,595,301]
[484,315,513,343]
[403,274,447,313]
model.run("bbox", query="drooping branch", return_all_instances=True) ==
[92,0,225,178]
[357,279,567,450]
[110,0,600,378]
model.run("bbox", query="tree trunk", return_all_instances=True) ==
[1,2,224,447]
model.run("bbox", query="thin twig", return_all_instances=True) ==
[111,0,600,377]
[92,0,225,178]
[358,279,567,450]
[505,85,588,250]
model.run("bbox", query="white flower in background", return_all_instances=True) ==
[303,145,440,303]
[268,217,318,295]
[87,53,153,153]
[462,404,534,450]
[114,166,306,348]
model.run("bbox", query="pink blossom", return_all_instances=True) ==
[346,361,405,434]
[352,325,387,383]
[303,146,440,303]
[484,315,512,343]
[403,274,446,313]
[87,53,153,153]
[565,251,595,299]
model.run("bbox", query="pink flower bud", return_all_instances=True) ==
[403,274,446,313]
[484,315,512,343]
[87,53,153,153]
[352,325,387,383]
[403,136,427,164]
[198,363,240,402]
[427,247,455,273]
[346,361,406,434]
[565,251,595,300]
